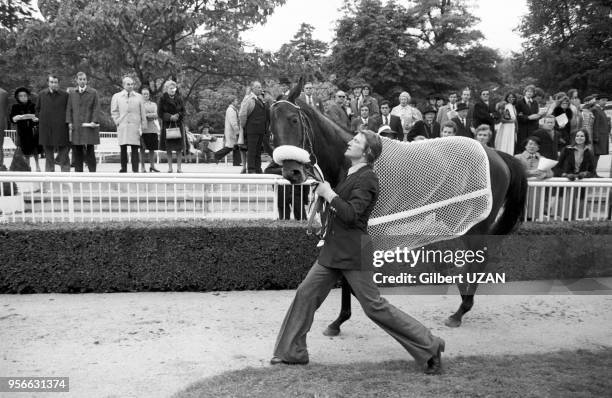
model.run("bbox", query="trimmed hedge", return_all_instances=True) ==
[0,220,611,293]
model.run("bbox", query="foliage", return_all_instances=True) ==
[515,0,612,95]
[274,23,329,83]
[327,0,502,102]
[0,0,35,31]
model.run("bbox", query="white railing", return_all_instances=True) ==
[0,172,313,223]
[523,177,611,222]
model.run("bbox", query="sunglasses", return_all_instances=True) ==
[337,95,346,98]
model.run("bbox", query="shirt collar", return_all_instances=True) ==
[79,86,87,93]
[347,162,367,176]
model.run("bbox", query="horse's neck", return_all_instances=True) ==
[311,111,351,188]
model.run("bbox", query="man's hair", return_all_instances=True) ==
[48,74,59,81]
[76,71,87,79]
[475,124,492,135]
[541,114,555,122]
[380,100,391,108]
[524,136,541,147]
[251,81,261,88]
[524,85,536,93]
[448,92,458,98]
[360,104,370,111]
[442,121,457,133]
[359,130,383,165]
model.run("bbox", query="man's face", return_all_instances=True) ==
[344,133,366,160]
[481,91,490,102]
[441,126,455,137]
[449,93,458,103]
[251,82,262,96]
[380,104,390,116]
[524,89,534,99]
[353,87,362,97]
[599,98,608,107]
[525,140,539,153]
[360,106,369,119]
[48,77,59,91]
[542,117,555,130]
[458,109,468,118]
[335,91,346,105]
[77,75,87,88]
[304,84,313,95]
[123,78,135,92]
[461,90,470,103]
[425,112,435,122]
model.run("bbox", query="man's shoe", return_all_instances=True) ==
[424,339,445,375]
[270,356,309,365]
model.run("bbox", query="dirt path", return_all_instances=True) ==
[1,281,611,398]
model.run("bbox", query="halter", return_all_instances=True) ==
[271,100,318,167]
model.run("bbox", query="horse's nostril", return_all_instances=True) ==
[291,169,301,176]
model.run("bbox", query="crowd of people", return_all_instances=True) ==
[0,76,610,181]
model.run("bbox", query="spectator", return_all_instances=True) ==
[36,75,70,172]
[436,92,459,125]
[194,124,217,163]
[0,87,8,170]
[377,100,403,140]
[450,102,472,138]
[325,90,350,129]
[567,89,583,140]
[350,105,378,132]
[408,107,440,141]
[472,89,498,144]
[435,96,445,109]
[239,81,268,174]
[495,92,517,155]
[348,84,363,118]
[299,82,325,113]
[581,94,597,144]
[514,136,552,179]
[553,129,596,180]
[214,95,242,167]
[551,94,573,148]
[158,80,187,173]
[516,85,543,154]
[139,87,160,172]
[421,94,438,114]
[474,124,492,147]
[591,94,610,173]
[360,85,379,119]
[66,72,101,172]
[440,121,457,137]
[391,91,422,141]
[10,87,40,171]
[459,87,471,106]
[532,115,559,160]
[111,76,146,173]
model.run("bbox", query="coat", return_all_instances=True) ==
[110,90,146,146]
[377,114,403,140]
[407,120,441,141]
[591,105,610,156]
[158,93,187,152]
[299,93,325,113]
[66,86,101,145]
[325,102,350,129]
[552,106,573,147]
[516,97,540,143]
[436,103,459,125]
[223,104,241,148]
[451,116,473,138]
[350,117,378,133]
[318,165,379,270]
[532,128,559,160]
[35,88,69,146]
[553,146,596,177]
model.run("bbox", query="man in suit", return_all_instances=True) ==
[533,115,559,160]
[408,107,440,141]
[325,90,350,129]
[349,84,363,119]
[350,105,378,132]
[0,87,8,170]
[436,92,459,125]
[37,75,71,172]
[299,81,325,113]
[472,89,498,144]
[451,102,473,138]
[271,130,446,375]
[239,81,268,173]
[66,72,101,172]
[377,100,403,140]
[591,93,610,171]
[516,85,542,154]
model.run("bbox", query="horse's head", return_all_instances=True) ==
[270,78,314,184]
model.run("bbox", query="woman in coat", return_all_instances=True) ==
[553,129,596,180]
[158,80,187,173]
[139,87,160,172]
[551,95,573,149]
[494,92,517,155]
[10,87,41,171]
[214,95,242,167]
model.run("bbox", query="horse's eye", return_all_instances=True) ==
[291,118,299,125]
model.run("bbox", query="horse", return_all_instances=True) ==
[269,79,528,334]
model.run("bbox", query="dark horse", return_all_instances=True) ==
[270,80,528,334]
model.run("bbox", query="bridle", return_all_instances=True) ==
[270,100,319,170]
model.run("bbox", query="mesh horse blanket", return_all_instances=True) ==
[369,136,492,251]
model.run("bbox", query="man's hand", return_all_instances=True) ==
[315,181,337,203]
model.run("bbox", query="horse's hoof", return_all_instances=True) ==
[323,327,340,336]
[444,317,462,328]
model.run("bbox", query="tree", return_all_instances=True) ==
[274,23,329,82]
[0,0,35,31]
[516,0,612,94]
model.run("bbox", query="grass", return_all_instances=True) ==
[173,348,612,398]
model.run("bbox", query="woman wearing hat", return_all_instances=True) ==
[407,106,440,141]
[10,87,41,171]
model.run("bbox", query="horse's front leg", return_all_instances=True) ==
[323,277,352,336]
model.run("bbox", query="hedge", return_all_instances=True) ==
[0,220,611,293]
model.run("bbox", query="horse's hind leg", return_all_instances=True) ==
[323,277,352,336]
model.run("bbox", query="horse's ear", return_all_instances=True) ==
[287,76,304,104]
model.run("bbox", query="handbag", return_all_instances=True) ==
[166,122,182,140]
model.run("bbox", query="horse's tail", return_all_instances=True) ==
[490,151,528,235]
